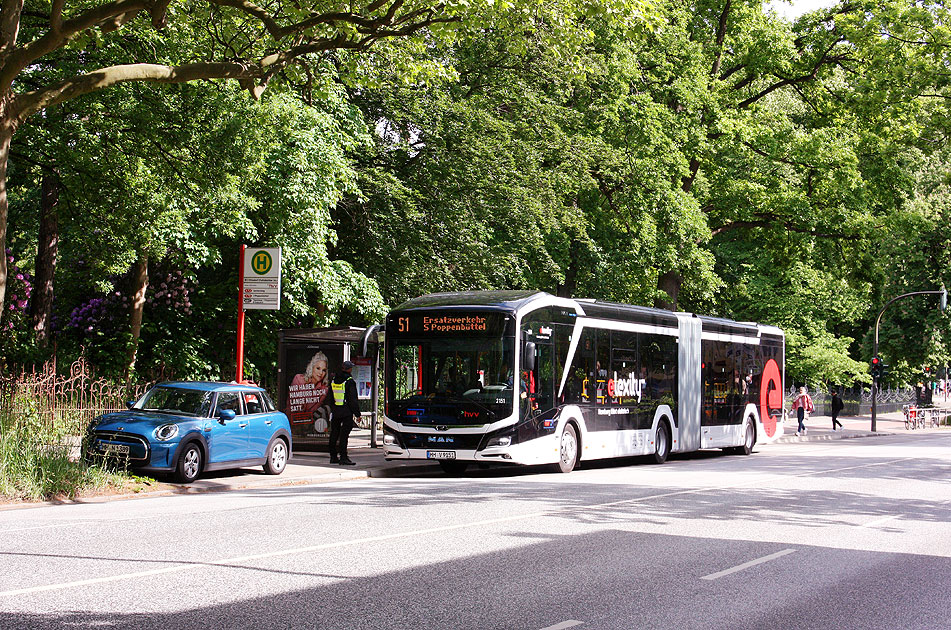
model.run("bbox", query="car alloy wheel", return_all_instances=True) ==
[264,438,288,475]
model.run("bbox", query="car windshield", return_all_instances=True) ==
[136,386,214,417]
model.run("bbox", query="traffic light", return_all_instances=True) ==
[881,363,890,379]
[870,356,882,379]
[941,284,947,311]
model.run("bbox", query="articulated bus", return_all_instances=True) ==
[382,291,785,473]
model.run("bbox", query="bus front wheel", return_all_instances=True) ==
[554,423,579,473]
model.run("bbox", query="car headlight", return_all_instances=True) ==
[486,435,512,448]
[153,424,180,441]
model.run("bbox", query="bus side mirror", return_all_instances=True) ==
[523,342,536,372]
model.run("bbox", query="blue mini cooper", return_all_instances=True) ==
[86,381,292,483]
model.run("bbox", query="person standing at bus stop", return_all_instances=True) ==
[791,386,814,436]
[329,360,360,465]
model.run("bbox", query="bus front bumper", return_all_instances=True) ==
[382,438,555,466]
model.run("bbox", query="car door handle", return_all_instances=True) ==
[265,420,273,426]
[239,422,248,428]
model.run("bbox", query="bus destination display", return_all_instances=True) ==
[391,312,509,337]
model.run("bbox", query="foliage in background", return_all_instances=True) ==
[0,0,949,387]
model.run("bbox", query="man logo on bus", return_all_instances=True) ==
[251,251,272,275]
[759,359,782,437]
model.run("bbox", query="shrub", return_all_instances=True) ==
[0,394,136,502]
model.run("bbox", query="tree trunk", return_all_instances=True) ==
[0,114,11,323]
[30,173,58,345]
[556,238,581,298]
[655,269,681,311]
[126,256,148,379]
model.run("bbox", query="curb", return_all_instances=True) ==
[772,430,894,444]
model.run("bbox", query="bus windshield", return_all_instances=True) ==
[387,335,516,425]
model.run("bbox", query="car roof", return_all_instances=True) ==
[152,381,263,393]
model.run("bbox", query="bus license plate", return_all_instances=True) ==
[100,443,130,455]
[426,451,456,460]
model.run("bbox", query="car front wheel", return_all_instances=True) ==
[174,442,202,483]
[264,438,288,475]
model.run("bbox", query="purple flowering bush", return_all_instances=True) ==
[0,249,36,363]
[3,248,32,325]
[57,262,200,378]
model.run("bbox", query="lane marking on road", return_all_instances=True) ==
[859,514,902,529]
[538,621,583,630]
[858,498,951,530]
[0,453,923,598]
[700,549,796,581]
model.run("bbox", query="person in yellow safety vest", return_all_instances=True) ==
[329,360,360,465]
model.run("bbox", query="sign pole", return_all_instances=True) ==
[237,244,246,383]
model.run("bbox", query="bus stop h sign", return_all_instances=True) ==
[242,247,281,310]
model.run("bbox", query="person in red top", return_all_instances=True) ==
[790,386,815,436]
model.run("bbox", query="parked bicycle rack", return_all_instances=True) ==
[903,404,949,429]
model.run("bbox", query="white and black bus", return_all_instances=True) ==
[382,291,785,473]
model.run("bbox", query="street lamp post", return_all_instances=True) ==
[872,284,947,432]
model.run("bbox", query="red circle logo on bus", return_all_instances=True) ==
[759,359,782,438]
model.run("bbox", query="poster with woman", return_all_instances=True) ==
[287,350,332,434]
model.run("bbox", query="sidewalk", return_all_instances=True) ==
[128,428,435,496]
[0,429,432,511]
[772,410,939,443]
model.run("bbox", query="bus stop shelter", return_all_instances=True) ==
[277,325,382,448]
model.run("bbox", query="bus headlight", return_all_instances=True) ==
[383,432,398,446]
[486,435,511,448]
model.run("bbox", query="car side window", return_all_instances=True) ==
[260,391,276,412]
[243,391,264,415]
[216,392,242,416]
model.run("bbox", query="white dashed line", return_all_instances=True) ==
[701,549,796,581]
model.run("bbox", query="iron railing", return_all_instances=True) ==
[0,359,154,434]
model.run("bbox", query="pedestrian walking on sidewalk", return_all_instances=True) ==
[329,360,360,466]
[791,387,814,436]
[830,390,844,431]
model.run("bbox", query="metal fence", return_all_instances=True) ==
[786,385,917,416]
[0,359,154,434]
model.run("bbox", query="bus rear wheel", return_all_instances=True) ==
[554,423,579,473]
[733,420,754,455]
[438,460,469,475]
[651,422,670,464]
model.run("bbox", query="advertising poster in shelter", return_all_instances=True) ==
[352,357,373,399]
[281,344,344,447]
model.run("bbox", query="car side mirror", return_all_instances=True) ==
[125,401,135,409]
[218,409,236,423]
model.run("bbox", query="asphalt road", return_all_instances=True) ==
[1,430,949,629]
